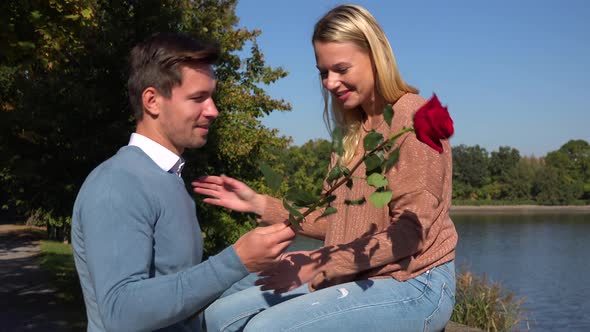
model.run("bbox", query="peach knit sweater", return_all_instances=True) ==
[259,93,458,290]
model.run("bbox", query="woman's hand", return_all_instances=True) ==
[255,250,324,294]
[192,175,266,215]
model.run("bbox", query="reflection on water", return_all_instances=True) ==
[453,213,590,332]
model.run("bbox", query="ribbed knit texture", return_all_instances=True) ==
[259,93,457,290]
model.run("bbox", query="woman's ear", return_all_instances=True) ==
[142,87,161,117]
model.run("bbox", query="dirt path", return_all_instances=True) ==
[0,224,81,332]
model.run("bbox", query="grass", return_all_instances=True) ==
[39,239,86,329]
[452,270,527,331]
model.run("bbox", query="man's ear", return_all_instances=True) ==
[142,87,161,117]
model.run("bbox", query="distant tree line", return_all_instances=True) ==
[269,139,590,206]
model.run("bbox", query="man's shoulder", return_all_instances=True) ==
[81,146,160,192]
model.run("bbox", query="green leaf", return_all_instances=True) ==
[318,206,337,219]
[282,199,303,218]
[30,10,42,20]
[327,165,347,183]
[383,104,394,127]
[382,138,395,151]
[363,130,384,151]
[346,178,353,189]
[259,162,282,193]
[364,154,383,174]
[286,188,318,207]
[81,8,93,19]
[369,190,393,209]
[367,173,388,188]
[344,197,366,206]
[332,127,344,156]
[64,14,80,21]
[324,195,337,204]
[284,199,304,230]
[289,214,302,231]
[384,148,400,173]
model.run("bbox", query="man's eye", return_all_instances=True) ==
[319,71,328,79]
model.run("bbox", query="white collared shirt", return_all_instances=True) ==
[128,133,183,175]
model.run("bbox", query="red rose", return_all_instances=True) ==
[413,94,454,153]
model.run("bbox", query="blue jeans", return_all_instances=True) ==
[205,261,455,332]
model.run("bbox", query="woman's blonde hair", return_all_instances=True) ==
[313,4,418,165]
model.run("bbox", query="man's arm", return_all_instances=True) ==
[79,187,248,331]
[78,180,294,331]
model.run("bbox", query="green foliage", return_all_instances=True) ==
[451,142,589,205]
[453,144,490,188]
[259,162,283,193]
[452,270,526,332]
[0,0,292,252]
[532,167,583,205]
[489,146,520,183]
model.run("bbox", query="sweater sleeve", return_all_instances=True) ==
[77,174,248,331]
[308,131,452,290]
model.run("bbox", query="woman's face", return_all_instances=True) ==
[314,41,377,112]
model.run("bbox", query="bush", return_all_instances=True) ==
[452,270,527,331]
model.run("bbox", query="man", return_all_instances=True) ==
[71,32,295,332]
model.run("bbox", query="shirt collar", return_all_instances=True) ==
[128,133,183,175]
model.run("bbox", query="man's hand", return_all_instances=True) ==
[192,175,266,216]
[233,222,296,272]
[255,251,324,294]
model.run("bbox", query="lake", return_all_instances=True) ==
[294,212,590,331]
[453,212,590,331]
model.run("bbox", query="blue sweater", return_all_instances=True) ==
[72,146,248,332]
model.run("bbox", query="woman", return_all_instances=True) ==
[193,4,457,331]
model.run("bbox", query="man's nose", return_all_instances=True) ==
[204,98,219,119]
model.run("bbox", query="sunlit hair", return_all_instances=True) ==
[127,32,219,120]
[312,4,418,165]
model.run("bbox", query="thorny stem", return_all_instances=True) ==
[294,126,415,222]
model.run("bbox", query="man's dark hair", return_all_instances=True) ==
[127,32,220,120]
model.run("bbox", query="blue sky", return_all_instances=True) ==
[235,0,589,157]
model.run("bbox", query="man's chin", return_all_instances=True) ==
[188,137,208,149]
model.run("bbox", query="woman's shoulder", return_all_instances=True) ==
[389,93,427,128]
[394,93,427,113]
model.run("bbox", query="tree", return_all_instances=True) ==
[274,139,331,196]
[452,144,490,192]
[502,157,541,201]
[544,140,590,200]
[0,0,292,250]
[533,167,583,205]
[489,146,520,183]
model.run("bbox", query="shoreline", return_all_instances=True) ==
[451,204,590,214]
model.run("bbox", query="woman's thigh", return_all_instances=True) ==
[244,266,454,332]
[205,282,311,332]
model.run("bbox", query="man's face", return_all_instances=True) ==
[157,65,218,154]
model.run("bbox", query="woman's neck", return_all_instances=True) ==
[361,94,386,130]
